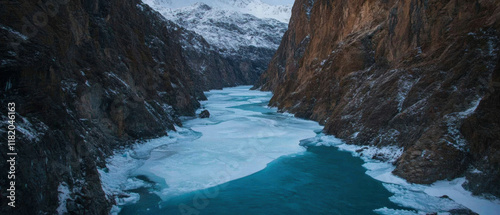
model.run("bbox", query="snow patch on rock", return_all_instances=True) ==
[57,182,71,215]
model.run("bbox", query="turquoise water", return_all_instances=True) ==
[113,86,409,214]
[120,147,406,214]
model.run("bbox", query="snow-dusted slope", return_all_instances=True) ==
[143,1,290,56]
[142,0,292,23]
[165,3,287,55]
[142,0,291,85]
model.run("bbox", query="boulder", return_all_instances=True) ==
[199,110,210,118]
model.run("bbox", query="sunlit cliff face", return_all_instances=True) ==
[257,0,500,197]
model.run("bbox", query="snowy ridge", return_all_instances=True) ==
[143,1,289,55]
[142,0,292,23]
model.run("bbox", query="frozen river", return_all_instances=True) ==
[99,86,499,215]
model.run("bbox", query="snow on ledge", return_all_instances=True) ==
[57,183,71,215]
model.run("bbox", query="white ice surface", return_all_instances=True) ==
[100,86,321,205]
[423,178,500,215]
[374,207,420,215]
[134,86,321,199]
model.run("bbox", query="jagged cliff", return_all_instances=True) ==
[0,0,253,214]
[257,0,500,197]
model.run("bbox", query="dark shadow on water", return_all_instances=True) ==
[120,147,411,215]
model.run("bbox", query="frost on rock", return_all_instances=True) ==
[106,72,130,89]
[57,182,71,215]
[144,101,161,123]
[396,74,420,112]
[136,3,145,11]
[300,132,404,164]
[61,79,78,94]
[0,24,29,40]
[304,0,316,19]
[0,115,49,142]
[341,143,404,164]
[442,97,482,150]
[55,180,87,215]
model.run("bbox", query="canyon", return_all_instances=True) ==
[257,0,500,198]
[1,0,499,214]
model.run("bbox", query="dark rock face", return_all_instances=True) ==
[461,66,500,196]
[0,0,252,214]
[199,110,210,118]
[257,0,500,196]
[179,32,269,91]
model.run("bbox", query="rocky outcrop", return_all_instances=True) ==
[257,0,500,197]
[199,110,210,118]
[0,0,253,214]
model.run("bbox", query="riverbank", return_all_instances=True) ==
[99,86,500,214]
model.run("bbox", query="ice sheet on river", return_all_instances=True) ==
[100,86,321,203]
[99,86,500,215]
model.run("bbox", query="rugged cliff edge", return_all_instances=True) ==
[257,0,500,197]
[0,0,253,214]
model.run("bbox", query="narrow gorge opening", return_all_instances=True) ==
[1,0,499,215]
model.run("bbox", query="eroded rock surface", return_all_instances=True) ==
[257,0,500,197]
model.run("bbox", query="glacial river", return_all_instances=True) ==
[99,86,499,215]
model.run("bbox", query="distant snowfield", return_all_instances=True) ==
[142,0,293,23]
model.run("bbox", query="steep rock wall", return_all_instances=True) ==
[257,0,500,197]
[180,31,272,90]
[0,0,252,214]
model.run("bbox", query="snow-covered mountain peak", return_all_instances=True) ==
[142,0,291,80]
[191,2,212,10]
[142,0,292,23]
[144,0,289,54]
